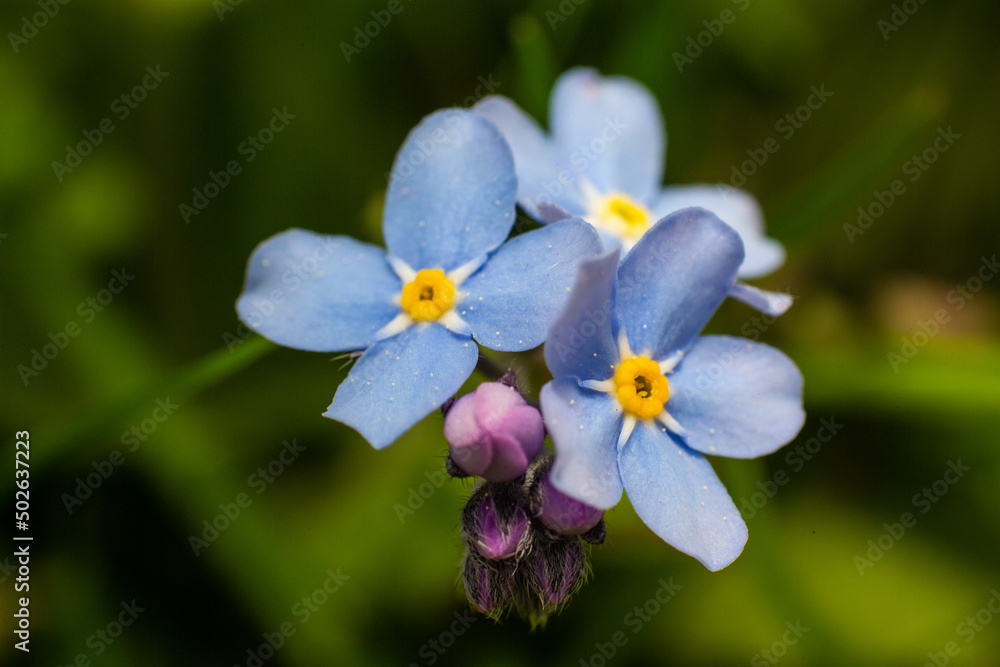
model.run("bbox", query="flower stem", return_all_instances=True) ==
[769,84,944,244]
[475,354,509,382]
[38,336,276,468]
[508,12,556,121]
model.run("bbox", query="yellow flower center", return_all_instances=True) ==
[400,269,455,321]
[614,356,669,419]
[594,193,653,239]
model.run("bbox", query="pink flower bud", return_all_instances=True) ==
[444,381,545,482]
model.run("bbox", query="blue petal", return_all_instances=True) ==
[460,219,602,352]
[666,336,805,459]
[550,67,664,204]
[617,208,743,361]
[734,236,785,280]
[652,185,785,279]
[728,283,794,317]
[536,201,574,223]
[325,324,479,449]
[236,229,400,352]
[473,96,585,218]
[619,422,747,571]
[540,378,624,510]
[383,109,518,271]
[543,247,621,381]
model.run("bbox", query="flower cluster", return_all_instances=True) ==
[475,67,794,316]
[237,69,805,620]
[237,108,601,449]
[459,452,605,624]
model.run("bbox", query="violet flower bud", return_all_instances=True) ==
[527,536,585,607]
[526,453,605,537]
[462,550,515,615]
[536,470,605,536]
[461,482,530,561]
[444,381,544,482]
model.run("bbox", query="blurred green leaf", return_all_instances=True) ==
[509,12,557,121]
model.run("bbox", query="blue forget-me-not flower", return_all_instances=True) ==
[539,208,805,570]
[236,109,602,449]
[475,67,791,315]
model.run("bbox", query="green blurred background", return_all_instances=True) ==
[3,0,1000,665]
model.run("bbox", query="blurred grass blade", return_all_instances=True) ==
[792,339,1000,420]
[509,12,557,120]
[40,336,276,466]
[721,457,850,665]
[769,84,946,245]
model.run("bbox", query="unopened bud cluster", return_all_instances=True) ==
[457,451,605,623]
[443,374,607,621]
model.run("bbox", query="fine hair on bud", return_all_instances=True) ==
[526,453,605,538]
[462,547,516,616]
[461,481,532,561]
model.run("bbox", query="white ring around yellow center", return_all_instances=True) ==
[587,191,653,240]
